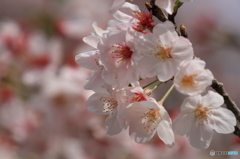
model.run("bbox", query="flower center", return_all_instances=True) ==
[100,97,118,114]
[132,11,154,33]
[154,45,172,60]
[195,104,214,125]
[142,108,161,132]
[111,43,133,64]
[181,74,198,88]
[131,92,148,103]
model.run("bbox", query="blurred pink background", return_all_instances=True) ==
[0,0,239,159]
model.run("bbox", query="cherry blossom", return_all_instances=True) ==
[174,58,214,96]
[86,88,127,135]
[173,91,236,149]
[133,21,193,82]
[113,2,154,33]
[121,100,174,147]
[99,30,139,89]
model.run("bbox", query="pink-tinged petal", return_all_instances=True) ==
[153,21,178,44]
[140,101,159,109]
[157,120,174,148]
[84,70,107,93]
[195,69,214,86]
[184,59,206,75]
[83,35,100,49]
[86,92,116,115]
[173,112,195,135]
[186,122,213,149]
[157,107,174,147]
[136,57,160,79]
[155,0,176,14]
[202,91,224,108]
[171,37,193,62]
[106,110,123,135]
[102,68,118,88]
[107,19,129,31]
[120,102,149,122]
[130,121,157,143]
[75,51,101,70]
[156,59,176,81]
[180,95,201,112]
[208,108,236,134]
[109,0,125,14]
[113,2,140,22]
[92,22,108,37]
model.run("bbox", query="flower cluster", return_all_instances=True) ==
[76,1,237,149]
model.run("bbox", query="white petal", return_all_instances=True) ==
[83,35,99,49]
[120,102,149,122]
[86,92,115,115]
[92,22,108,37]
[173,112,195,135]
[153,21,178,44]
[113,2,140,22]
[106,110,123,135]
[202,91,224,108]
[208,108,236,134]
[129,120,157,143]
[136,57,160,79]
[75,51,101,70]
[180,95,201,112]
[84,70,107,93]
[109,0,125,14]
[186,122,213,149]
[157,107,175,147]
[156,59,175,81]
[157,120,174,148]
[171,37,193,62]
[140,101,159,109]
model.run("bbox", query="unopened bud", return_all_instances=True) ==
[180,24,188,38]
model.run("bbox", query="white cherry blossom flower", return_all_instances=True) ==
[134,21,193,82]
[173,91,236,149]
[86,87,127,135]
[174,58,214,96]
[113,2,154,33]
[99,30,139,89]
[121,100,174,147]
[75,50,108,93]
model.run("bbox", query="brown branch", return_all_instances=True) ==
[211,79,240,122]
[145,0,167,22]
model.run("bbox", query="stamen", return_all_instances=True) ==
[154,45,172,60]
[111,43,133,64]
[181,74,198,88]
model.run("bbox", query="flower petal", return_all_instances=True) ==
[106,109,123,135]
[86,92,116,115]
[208,107,236,134]
[173,112,195,136]
[75,51,101,70]
[153,21,178,44]
[186,122,213,149]
[157,107,175,147]
[202,91,223,108]
[109,0,125,14]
